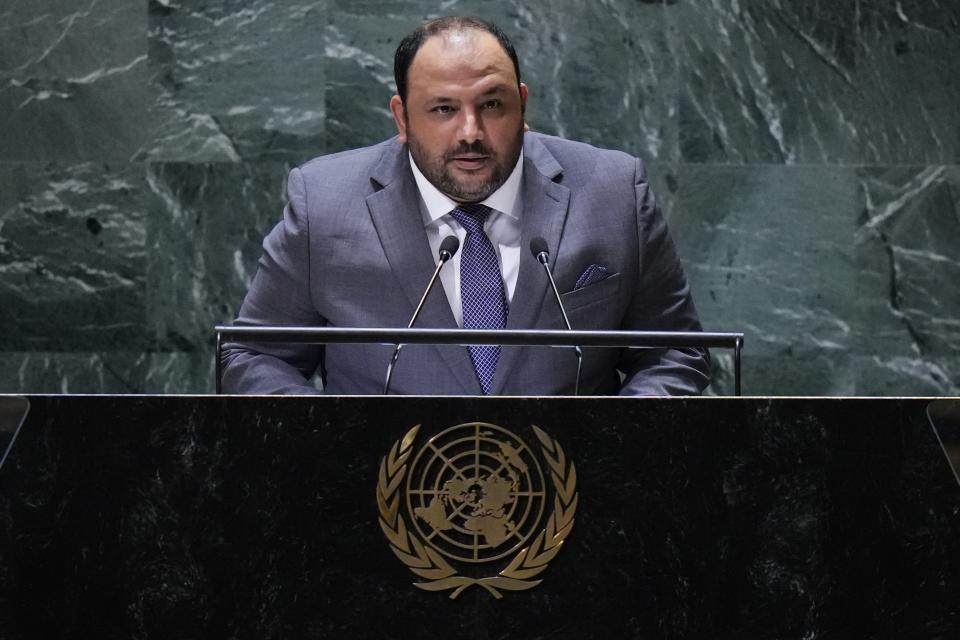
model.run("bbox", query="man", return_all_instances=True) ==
[221,16,710,396]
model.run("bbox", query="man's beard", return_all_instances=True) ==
[407,131,523,203]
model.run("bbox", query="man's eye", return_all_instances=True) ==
[483,100,502,109]
[432,105,454,114]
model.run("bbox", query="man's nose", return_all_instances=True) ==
[458,108,483,143]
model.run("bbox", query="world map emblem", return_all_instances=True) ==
[376,422,578,599]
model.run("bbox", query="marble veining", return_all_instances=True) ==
[0,162,147,351]
[1,0,959,394]
[0,0,151,161]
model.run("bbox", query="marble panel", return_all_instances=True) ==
[143,0,329,163]
[511,0,675,161]
[851,355,959,397]
[669,164,858,394]
[0,162,148,351]
[0,0,151,162]
[0,352,146,394]
[144,351,214,394]
[144,161,291,357]
[673,0,960,165]
[854,0,960,164]
[0,0,957,397]
[705,351,857,397]
[673,0,860,164]
[324,2,421,153]
[854,165,960,394]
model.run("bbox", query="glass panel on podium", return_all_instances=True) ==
[927,399,960,489]
[0,396,29,473]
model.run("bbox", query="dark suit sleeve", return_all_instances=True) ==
[617,158,711,396]
[220,167,325,394]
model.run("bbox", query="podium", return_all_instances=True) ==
[1,395,958,638]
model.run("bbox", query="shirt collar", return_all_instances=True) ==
[409,150,524,224]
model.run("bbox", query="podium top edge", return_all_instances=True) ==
[1,394,957,401]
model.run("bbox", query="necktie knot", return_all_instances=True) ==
[450,204,492,235]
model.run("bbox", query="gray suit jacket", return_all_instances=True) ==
[222,132,710,395]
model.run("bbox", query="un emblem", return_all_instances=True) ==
[376,422,578,599]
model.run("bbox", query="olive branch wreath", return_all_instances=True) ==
[376,424,578,599]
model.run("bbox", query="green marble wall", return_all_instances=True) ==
[1,1,958,395]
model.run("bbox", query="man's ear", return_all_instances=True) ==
[519,83,530,132]
[390,95,408,143]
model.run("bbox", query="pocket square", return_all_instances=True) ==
[574,264,610,290]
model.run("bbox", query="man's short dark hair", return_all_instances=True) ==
[394,16,521,103]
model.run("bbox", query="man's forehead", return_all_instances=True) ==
[408,29,516,86]
[432,28,481,51]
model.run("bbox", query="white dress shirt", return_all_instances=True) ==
[410,152,523,327]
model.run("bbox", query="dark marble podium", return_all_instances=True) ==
[1,396,958,639]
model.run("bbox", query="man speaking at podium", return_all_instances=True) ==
[222,16,710,396]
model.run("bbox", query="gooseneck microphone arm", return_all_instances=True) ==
[530,237,583,396]
[383,235,460,395]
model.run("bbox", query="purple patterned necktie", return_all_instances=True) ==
[449,204,508,394]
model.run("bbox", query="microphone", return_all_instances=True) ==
[530,237,582,396]
[383,235,460,394]
[437,235,459,263]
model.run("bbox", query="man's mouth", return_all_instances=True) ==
[450,154,490,171]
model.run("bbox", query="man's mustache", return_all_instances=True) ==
[445,142,493,158]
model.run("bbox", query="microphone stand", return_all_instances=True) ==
[383,238,458,394]
[532,240,583,396]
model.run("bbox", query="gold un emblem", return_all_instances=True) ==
[376,422,578,599]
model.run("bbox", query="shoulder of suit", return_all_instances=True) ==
[525,131,640,183]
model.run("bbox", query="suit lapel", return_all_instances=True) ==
[366,140,482,394]
[491,136,571,395]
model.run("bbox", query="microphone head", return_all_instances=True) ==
[530,236,549,263]
[439,235,460,260]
